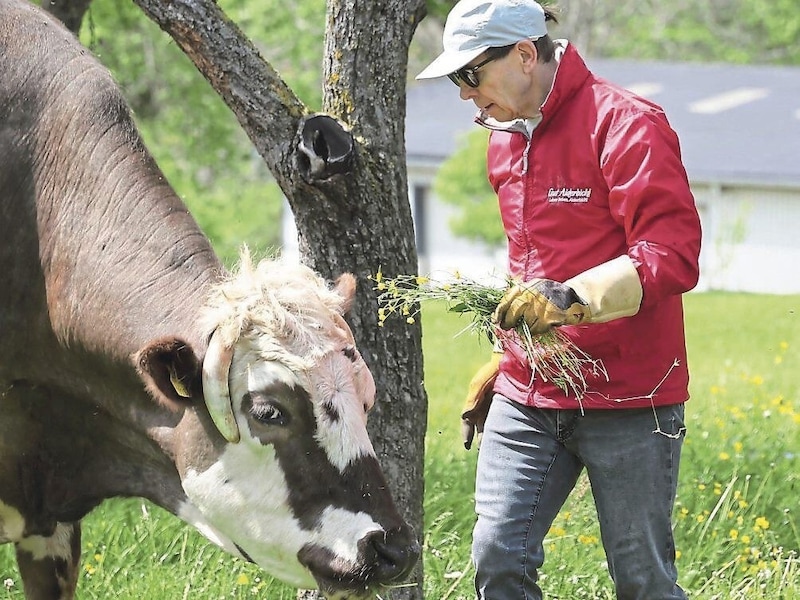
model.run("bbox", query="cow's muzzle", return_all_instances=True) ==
[298,524,420,598]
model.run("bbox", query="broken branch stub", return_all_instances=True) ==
[295,114,355,182]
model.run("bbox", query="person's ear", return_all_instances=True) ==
[516,39,538,72]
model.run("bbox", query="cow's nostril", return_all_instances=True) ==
[362,527,420,583]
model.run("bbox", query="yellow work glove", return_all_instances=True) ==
[494,256,644,334]
[461,352,502,450]
[493,279,589,334]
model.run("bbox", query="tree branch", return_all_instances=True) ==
[131,0,307,189]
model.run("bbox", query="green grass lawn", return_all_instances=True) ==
[1,292,798,599]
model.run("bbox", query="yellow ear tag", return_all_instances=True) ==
[168,364,192,398]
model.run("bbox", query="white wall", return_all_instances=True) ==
[694,183,800,294]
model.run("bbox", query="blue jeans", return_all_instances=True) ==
[473,396,687,600]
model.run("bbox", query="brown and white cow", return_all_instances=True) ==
[0,0,419,598]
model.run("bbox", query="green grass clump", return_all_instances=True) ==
[1,292,798,599]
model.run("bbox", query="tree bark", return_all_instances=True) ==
[127,0,429,598]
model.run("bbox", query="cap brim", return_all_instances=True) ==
[415,46,487,80]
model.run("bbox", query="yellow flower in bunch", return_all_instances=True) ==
[754,516,770,531]
[406,316,415,324]
[719,452,730,461]
[750,374,764,386]
[416,275,429,286]
[402,304,410,315]
[236,573,250,585]
[374,268,383,283]
[730,529,739,540]
[453,269,462,279]
[733,441,743,453]
[548,525,567,537]
[741,534,751,544]
[577,534,598,545]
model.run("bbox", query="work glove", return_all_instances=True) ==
[461,352,502,450]
[494,256,644,334]
[493,280,588,334]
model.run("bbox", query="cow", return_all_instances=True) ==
[0,0,420,598]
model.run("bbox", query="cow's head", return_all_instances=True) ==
[136,254,419,598]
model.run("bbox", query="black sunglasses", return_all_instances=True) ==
[447,54,500,88]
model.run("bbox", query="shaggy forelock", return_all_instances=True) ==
[201,249,348,363]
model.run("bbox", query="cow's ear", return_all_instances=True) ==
[135,338,202,411]
[335,273,356,314]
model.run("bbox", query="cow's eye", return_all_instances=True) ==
[250,400,288,426]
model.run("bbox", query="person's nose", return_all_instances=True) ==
[459,84,477,101]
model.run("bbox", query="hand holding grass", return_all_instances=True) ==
[493,279,589,333]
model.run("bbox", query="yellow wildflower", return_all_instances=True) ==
[754,516,770,531]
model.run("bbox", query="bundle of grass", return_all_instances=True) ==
[373,269,606,400]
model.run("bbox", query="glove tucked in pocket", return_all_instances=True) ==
[461,352,503,450]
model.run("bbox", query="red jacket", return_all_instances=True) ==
[485,43,702,410]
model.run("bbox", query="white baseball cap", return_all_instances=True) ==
[416,0,548,80]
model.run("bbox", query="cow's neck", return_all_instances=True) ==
[5,374,190,533]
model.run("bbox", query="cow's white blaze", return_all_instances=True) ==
[308,506,384,562]
[0,500,25,543]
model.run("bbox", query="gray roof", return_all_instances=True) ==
[405,58,800,187]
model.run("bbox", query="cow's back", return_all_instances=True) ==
[0,0,220,376]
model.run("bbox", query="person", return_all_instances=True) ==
[416,1,702,598]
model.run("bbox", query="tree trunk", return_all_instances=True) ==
[127,0,429,598]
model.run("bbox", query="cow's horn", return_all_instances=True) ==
[201,329,241,443]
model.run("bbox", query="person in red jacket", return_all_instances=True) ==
[417,0,702,598]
